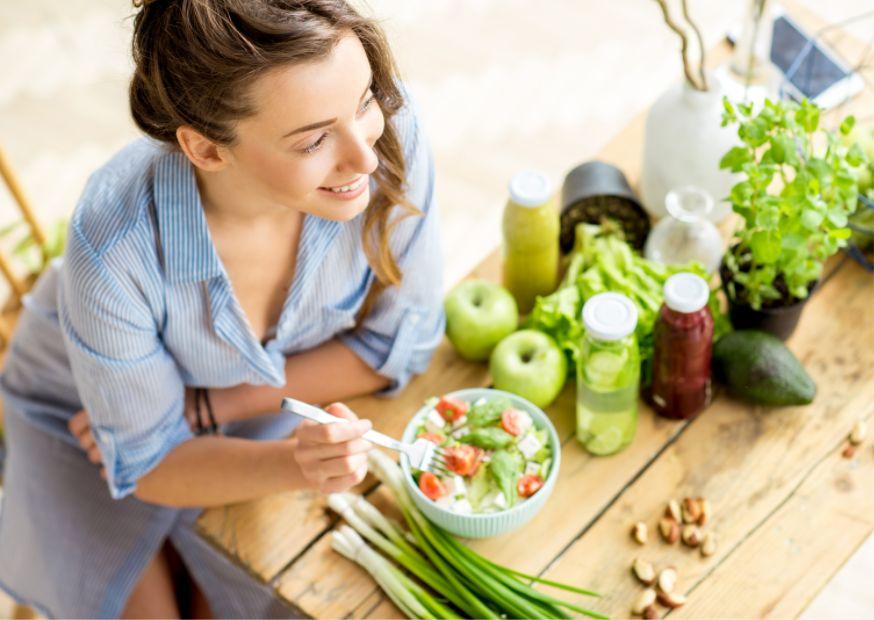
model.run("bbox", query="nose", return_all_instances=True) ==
[336,127,378,177]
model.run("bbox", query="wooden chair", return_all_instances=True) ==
[0,146,48,620]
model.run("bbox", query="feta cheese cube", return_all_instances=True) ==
[517,432,542,460]
[473,397,487,406]
[452,414,468,429]
[515,410,534,435]
[424,409,446,433]
[493,491,508,510]
[451,427,470,439]
[525,461,541,476]
[452,475,466,497]
[452,498,473,515]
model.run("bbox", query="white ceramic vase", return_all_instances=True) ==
[640,76,739,223]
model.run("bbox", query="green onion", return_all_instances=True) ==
[324,450,607,619]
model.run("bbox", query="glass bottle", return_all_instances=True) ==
[644,185,724,274]
[649,273,714,420]
[576,292,640,456]
[502,171,559,314]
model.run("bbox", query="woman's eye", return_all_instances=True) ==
[301,133,328,154]
[359,95,376,114]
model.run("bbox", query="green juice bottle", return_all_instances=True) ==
[502,171,560,315]
[576,292,641,456]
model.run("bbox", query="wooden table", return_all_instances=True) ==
[197,7,874,617]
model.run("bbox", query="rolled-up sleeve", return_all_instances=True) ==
[59,223,193,499]
[339,96,445,395]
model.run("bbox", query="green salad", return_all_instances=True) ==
[411,393,552,514]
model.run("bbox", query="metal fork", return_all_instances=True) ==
[280,397,450,476]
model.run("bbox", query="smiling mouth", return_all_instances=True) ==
[320,176,367,193]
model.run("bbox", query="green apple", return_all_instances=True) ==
[444,279,518,361]
[489,330,567,408]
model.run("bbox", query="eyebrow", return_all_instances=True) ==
[283,75,374,138]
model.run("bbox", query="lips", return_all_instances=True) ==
[317,175,369,201]
[320,176,366,193]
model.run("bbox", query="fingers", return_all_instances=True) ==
[295,438,373,462]
[320,467,368,494]
[324,402,357,421]
[317,453,369,478]
[295,416,372,444]
[68,410,89,437]
[67,410,105,467]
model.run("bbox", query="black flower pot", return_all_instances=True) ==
[719,258,815,341]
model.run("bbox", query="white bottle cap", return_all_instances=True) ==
[663,273,710,313]
[582,292,638,341]
[508,171,552,208]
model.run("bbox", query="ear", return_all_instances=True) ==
[176,126,230,172]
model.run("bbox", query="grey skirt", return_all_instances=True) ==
[0,402,301,619]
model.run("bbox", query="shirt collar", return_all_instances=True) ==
[152,149,224,283]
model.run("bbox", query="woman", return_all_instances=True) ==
[0,0,444,617]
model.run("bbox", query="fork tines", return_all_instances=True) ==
[427,447,451,477]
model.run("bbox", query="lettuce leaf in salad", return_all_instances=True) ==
[466,464,495,511]
[529,429,552,463]
[466,397,513,427]
[460,427,514,450]
[489,449,521,507]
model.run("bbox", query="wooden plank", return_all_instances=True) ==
[676,406,874,618]
[527,260,874,617]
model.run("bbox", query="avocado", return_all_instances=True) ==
[713,330,816,406]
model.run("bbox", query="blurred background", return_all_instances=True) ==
[0,0,872,617]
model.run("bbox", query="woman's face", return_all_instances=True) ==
[224,32,385,222]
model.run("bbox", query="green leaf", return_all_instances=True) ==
[750,230,781,263]
[847,143,866,168]
[796,100,821,133]
[801,209,823,230]
[460,427,514,450]
[826,210,848,228]
[489,450,519,507]
[466,397,513,427]
[839,115,856,136]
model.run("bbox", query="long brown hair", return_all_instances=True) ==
[130,0,419,324]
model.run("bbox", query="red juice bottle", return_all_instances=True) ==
[650,273,713,420]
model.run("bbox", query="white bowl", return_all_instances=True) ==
[400,387,561,538]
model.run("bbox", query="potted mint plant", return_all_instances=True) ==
[718,97,864,340]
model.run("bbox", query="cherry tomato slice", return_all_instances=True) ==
[417,432,445,445]
[500,408,526,436]
[517,474,544,498]
[435,396,469,422]
[419,471,446,501]
[443,445,483,477]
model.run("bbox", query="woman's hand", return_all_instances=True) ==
[68,409,104,472]
[69,387,201,475]
[291,403,374,494]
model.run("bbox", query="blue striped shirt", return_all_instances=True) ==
[0,98,444,500]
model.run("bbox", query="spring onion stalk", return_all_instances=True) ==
[327,494,457,601]
[334,493,461,620]
[332,525,430,619]
[366,451,608,620]
[329,493,472,617]
[429,525,607,619]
